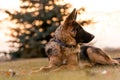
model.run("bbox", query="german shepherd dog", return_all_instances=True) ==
[79,45,119,68]
[39,8,94,71]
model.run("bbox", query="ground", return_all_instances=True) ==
[0,52,120,80]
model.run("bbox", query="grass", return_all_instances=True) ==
[0,57,120,80]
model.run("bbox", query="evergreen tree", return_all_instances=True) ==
[6,0,93,58]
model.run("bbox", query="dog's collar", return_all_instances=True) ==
[53,38,76,48]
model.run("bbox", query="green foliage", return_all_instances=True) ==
[6,0,70,58]
[6,0,93,58]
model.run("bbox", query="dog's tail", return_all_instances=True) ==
[113,58,120,63]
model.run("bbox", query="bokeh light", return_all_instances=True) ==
[0,0,120,52]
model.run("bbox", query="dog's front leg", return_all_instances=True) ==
[52,54,80,72]
[39,65,58,71]
[40,56,63,72]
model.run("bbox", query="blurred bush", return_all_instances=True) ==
[6,0,93,58]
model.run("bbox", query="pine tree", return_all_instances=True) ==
[6,0,93,58]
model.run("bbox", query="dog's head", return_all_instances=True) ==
[62,8,94,43]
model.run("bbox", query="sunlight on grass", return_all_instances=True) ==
[0,58,120,80]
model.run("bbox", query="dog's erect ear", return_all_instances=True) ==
[64,8,77,24]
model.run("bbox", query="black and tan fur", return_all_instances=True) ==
[31,8,120,73]
[79,45,119,68]
[39,8,94,71]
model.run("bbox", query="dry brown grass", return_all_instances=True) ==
[0,50,120,80]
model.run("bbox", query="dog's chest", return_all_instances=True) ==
[61,45,80,65]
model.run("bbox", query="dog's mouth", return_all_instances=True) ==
[79,36,94,44]
[83,34,94,43]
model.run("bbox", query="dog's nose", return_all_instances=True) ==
[89,34,94,41]
[91,35,94,39]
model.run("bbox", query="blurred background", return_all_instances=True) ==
[0,0,120,59]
